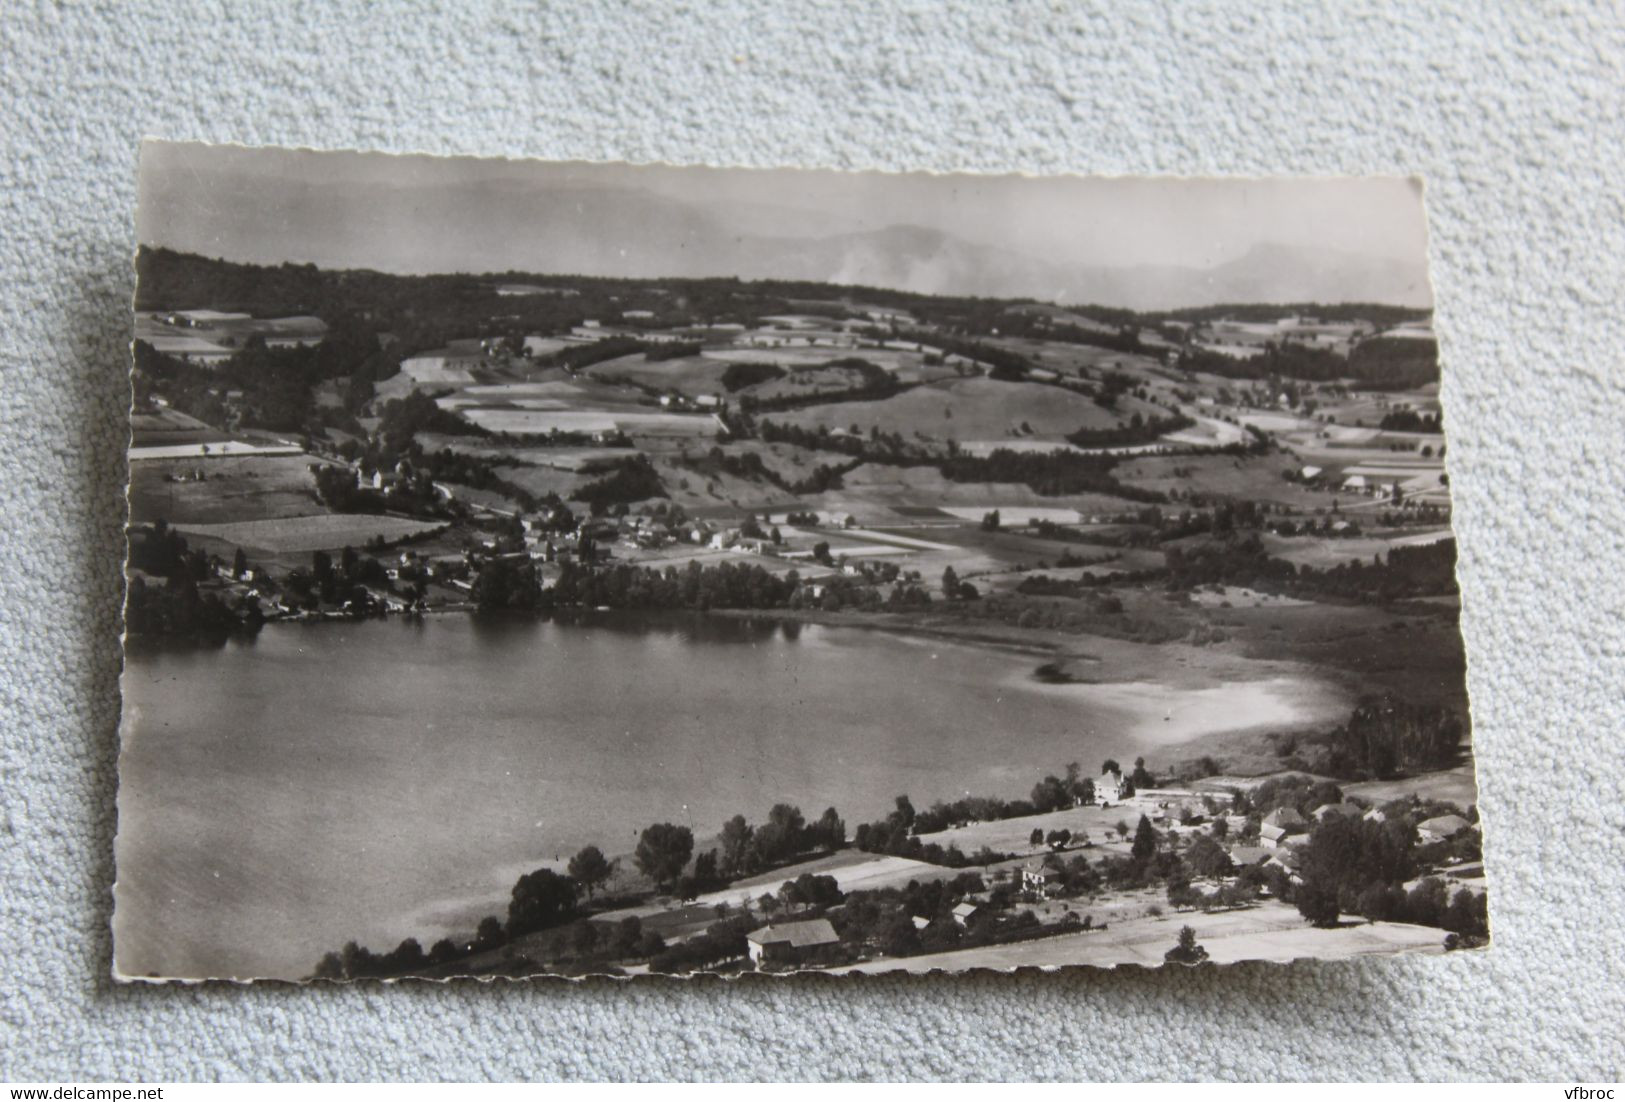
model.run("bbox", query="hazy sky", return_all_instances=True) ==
[137,142,1431,305]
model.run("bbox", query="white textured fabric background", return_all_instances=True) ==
[3,0,1622,1082]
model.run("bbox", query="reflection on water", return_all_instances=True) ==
[115,612,1147,980]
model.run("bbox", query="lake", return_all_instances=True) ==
[113,612,1262,979]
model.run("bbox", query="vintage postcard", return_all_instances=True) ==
[115,143,1485,981]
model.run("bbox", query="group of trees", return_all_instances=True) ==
[1320,695,1465,778]
[1291,813,1487,940]
[573,455,667,506]
[720,361,786,392]
[471,555,544,612]
[125,570,258,641]
[278,545,393,612]
[1154,533,1460,604]
[1065,412,1195,449]
[1028,762,1098,813]
[1377,409,1443,433]
[545,557,796,611]
[125,520,262,641]
[733,359,905,414]
[716,804,846,879]
[1175,334,1440,391]
[939,449,1165,502]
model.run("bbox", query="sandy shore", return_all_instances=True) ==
[716,605,1352,752]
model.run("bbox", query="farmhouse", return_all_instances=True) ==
[746,919,840,968]
[1265,848,1304,882]
[1020,861,1051,897]
[951,902,980,928]
[1260,807,1307,849]
[1418,814,1472,844]
[1095,768,1127,805]
[1226,845,1270,867]
[1312,802,1365,823]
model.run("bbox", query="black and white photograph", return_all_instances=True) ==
[115,142,1487,982]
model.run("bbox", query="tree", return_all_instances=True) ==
[473,915,506,951]
[231,546,248,578]
[941,565,960,600]
[981,509,1001,531]
[507,868,579,937]
[693,849,721,890]
[720,814,755,876]
[1031,773,1070,813]
[1295,880,1341,927]
[812,806,846,851]
[1186,835,1235,879]
[1102,758,1121,776]
[634,823,694,892]
[1131,814,1158,863]
[567,845,614,899]
[753,804,806,866]
[781,872,844,910]
[1046,829,1072,851]
[1029,827,1044,846]
[813,540,831,564]
[1164,925,1210,965]
[1130,756,1156,789]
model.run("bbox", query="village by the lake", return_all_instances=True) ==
[114,149,1484,981]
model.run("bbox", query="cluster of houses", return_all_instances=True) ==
[707,774,1482,971]
[656,392,724,411]
[1183,316,1378,361]
[1004,771,1479,903]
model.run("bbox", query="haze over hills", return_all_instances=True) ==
[141,164,1432,311]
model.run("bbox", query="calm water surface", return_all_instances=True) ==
[115,612,1147,979]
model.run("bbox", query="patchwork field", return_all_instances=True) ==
[1261,530,1453,569]
[173,514,447,554]
[773,377,1143,443]
[127,454,327,525]
[1116,452,1336,508]
[819,464,1139,522]
[456,408,724,437]
[129,407,231,448]
[833,902,1447,973]
[580,353,735,396]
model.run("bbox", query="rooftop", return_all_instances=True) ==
[748,918,839,949]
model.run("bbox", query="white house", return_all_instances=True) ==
[1095,769,1127,805]
[951,902,980,928]
[1020,861,1051,896]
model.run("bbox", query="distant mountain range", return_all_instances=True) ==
[141,170,1433,311]
[727,230,1433,311]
